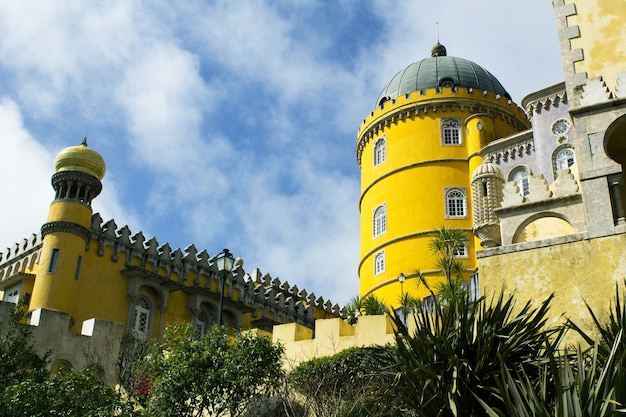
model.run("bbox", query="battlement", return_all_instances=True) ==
[356,87,530,165]
[0,214,346,328]
[89,213,345,326]
[0,302,123,385]
[273,315,396,368]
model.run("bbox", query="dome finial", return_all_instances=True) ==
[431,42,447,57]
[82,137,88,146]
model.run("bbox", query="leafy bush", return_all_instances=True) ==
[290,346,394,416]
[143,323,285,417]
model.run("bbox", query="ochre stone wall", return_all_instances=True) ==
[479,233,626,339]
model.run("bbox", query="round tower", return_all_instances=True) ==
[357,45,529,306]
[30,139,106,323]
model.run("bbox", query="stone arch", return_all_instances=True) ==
[50,359,73,375]
[512,212,576,244]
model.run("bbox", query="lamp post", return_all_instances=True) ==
[398,272,407,324]
[215,249,235,326]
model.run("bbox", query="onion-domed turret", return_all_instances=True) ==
[376,44,511,107]
[54,138,106,180]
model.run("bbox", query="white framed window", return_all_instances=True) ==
[509,166,530,196]
[442,119,462,145]
[3,285,19,304]
[453,243,468,258]
[554,147,575,171]
[445,188,467,218]
[374,251,385,275]
[373,203,387,238]
[48,248,60,274]
[374,136,386,167]
[132,296,151,336]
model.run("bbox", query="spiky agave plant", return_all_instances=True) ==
[370,287,560,417]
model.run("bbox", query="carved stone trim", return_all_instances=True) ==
[356,93,528,165]
[41,221,90,245]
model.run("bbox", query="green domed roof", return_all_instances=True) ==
[377,44,510,106]
[54,138,106,180]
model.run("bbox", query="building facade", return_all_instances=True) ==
[356,43,530,305]
[0,140,342,379]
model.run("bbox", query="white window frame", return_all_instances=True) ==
[444,187,467,219]
[373,203,387,238]
[509,166,530,197]
[373,136,386,167]
[3,284,20,304]
[374,251,385,276]
[554,147,575,172]
[132,296,152,336]
[453,242,468,258]
[441,118,462,146]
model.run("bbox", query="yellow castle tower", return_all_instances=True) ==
[29,138,106,328]
[356,44,530,306]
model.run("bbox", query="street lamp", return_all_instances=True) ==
[398,272,407,324]
[215,249,235,326]
[398,272,406,294]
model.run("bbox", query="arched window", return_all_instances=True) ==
[555,147,575,171]
[374,251,385,275]
[442,119,462,145]
[374,136,386,166]
[133,296,151,336]
[445,188,466,218]
[509,166,530,196]
[373,204,387,238]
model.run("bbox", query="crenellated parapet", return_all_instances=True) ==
[0,234,42,282]
[274,314,395,368]
[88,213,344,329]
[356,87,530,165]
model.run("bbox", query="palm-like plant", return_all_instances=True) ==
[371,287,559,416]
[429,226,468,286]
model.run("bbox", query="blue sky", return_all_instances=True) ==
[0,1,563,306]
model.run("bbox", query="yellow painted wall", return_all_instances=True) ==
[479,234,626,338]
[569,0,626,92]
[274,315,396,368]
[357,89,529,307]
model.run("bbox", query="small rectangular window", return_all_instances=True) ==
[454,244,468,258]
[48,248,60,274]
[74,255,82,281]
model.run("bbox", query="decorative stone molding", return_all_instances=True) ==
[615,71,626,98]
[501,181,524,207]
[579,77,613,107]
[526,175,552,202]
[41,221,91,245]
[552,169,579,196]
[356,88,528,165]
[482,131,534,165]
[523,85,568,118]
[471,162,504,247]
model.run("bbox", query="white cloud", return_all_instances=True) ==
[0,99,52,252]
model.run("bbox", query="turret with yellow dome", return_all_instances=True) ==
[357,45,530,306]
[30,139,106,328]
